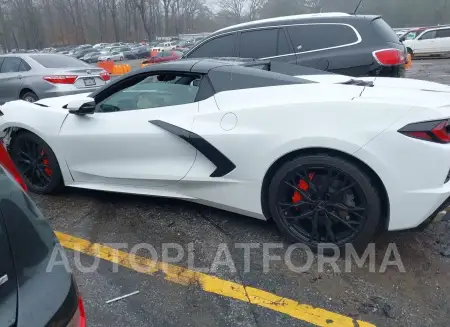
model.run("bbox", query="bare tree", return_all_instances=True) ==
[248,0,266,21]
[217,0,246,23]
[162,0,172,35]
[105,0,119,41]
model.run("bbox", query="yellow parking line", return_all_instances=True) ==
[56,231,375,327]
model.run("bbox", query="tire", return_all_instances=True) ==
[407,48,413,57]
[10,131,63,194]
[268,153,381,254]
[20,91,38,103]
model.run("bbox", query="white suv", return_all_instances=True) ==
[403,26,450,57]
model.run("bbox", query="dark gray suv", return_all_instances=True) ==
[183,13,407,77]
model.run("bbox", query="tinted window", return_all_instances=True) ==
[0,57,22,73]
[277,29,291,55]
[187,34,236,58]
[29,54,89,68]
[239,29,278,58]
[287,24,358,52]
[19,60,31,72]
[436,29,450,38]
[420,31,437,40]
[372,18,400,44]
[97,73,201,113]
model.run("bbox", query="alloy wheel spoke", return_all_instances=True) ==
[325,210,358,233]
[323,212,336,243]
[278,202,309,209]
[310,211,319,242]
[285,210,314,220]
[330,183,355,200]
[284,181,313,203]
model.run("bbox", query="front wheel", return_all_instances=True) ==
[268,154,381,253]
[10,132,63,194]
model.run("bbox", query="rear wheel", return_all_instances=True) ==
[10,132,63,194]
[21,91,38,103]
[268,154,381,253]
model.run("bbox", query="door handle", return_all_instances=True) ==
[0,274,8,286]
[17,75,23,80]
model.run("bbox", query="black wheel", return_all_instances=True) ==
[21,91,38,103]
[10,132,63,194]
[407,48,413,57]
[268,154,381,253]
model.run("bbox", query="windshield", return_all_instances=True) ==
[30,54,90,68]
[406,31,419,39]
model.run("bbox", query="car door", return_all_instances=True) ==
[0,171,18,327]
[414,30,438,54]
[237,28,296,64]
[436,28,450,53]
[285,23,360,71]
[0,57,24,104]
[59,71,202,188]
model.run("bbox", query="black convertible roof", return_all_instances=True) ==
[90,58,325,100]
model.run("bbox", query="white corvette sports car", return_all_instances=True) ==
[1,59,450,250]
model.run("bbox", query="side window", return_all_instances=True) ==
[420,31,437,40]
[277,29,292,55]
[287,24,359,52]
[436,29,450,38]
[96,73,202,113]
[19,60,31,72]
[239,28,278,58]
[187,34,236,58]
[0,57,22,73]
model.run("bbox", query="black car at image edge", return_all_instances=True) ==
[183,12,407,77]
[0,142,86,327]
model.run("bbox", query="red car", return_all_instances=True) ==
[142,51,182,65]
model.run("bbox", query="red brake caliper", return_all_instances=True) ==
[292,173,315,204]
[40,150,53,176]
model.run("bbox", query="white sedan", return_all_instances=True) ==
[1,59,450,251]
[98,51,124,61]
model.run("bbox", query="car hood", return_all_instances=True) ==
[35,93,92,108]
[299,74,450,92]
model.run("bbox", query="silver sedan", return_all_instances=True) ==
[0,53,110,104]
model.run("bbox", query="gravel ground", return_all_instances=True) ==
[31,58,450,327]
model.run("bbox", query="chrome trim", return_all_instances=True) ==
[0,274,8,287]
[185,23,362,59]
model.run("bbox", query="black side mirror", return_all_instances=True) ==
[67,98,96,115]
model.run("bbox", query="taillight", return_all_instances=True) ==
[100,72,110,81]
[78,296,86,327]
[43,75,78,84]
[373,48,406,66]
[0,141,27,191]
[66,296,86,327]
[398,119,450,143]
